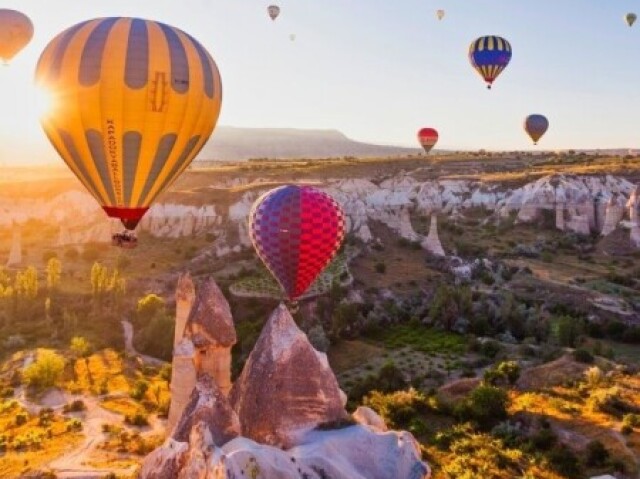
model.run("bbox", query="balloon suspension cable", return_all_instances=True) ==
[287,299,300,314]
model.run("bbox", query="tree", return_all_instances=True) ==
[70,336,91,359]
[46,257,62,290]
[14,266,38,299]
[459,385,509,430]
[23,350,65,390]
[135,314,175,360]
[496,361,520,385]
[555,315,583,347]
[136,294,166,325]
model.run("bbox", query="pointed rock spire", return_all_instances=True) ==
[230,304,347,448]
[172,374,240,445]
[185,278,236,348]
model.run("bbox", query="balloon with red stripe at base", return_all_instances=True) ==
[418,127,439,154]
[248,185,346,301]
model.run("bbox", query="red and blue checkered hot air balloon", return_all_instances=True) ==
[469,35,512,89]
[249,185,346,301]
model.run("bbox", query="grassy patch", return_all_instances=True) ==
[371,324,466,355]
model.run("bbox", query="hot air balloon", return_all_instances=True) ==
[524,114,549,145]
[35,18,222,247]
[626,13,637,27]
[249,185,345,301]
[469,35,512,89]
[289,33,296,42]
[436,9,445,21]
[268,5,280,21]
[0,9,33,65]
[418,128,439,154]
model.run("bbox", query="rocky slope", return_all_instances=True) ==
[1,173,638,258]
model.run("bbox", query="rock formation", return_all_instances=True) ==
[230,304,347,448]
[1,173,638,253]
[142,298,430,479]
[174,273,196,348]
[171,374,240,444]
[167,277,237,435]
[167,339,198,435]
[422,214,445,257]
[185,278,236,396]
[601,194,626,236]
[6,227,21,267]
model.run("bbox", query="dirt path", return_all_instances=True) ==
[47,395,137,478]
[121,319,166,367]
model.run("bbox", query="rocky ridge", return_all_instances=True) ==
[1,174,638,259]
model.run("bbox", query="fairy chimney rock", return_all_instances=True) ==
[230,303,347,448]
[172,374,240,445]
[174,272,195,347]
[421,214,445,257]
[167,338,198,435]
[6,228,21,267]
[601,194,626,236]
[628,185,639,224]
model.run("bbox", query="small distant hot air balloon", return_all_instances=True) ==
[418,128,439,154]
[35,18,222,247]
[249,185,345,301]
[436,10,445,21]
[0,9,33,65]
[289,33,296,42]
[268,5,281,21]
[469,35,512,89]
[524,114,549,145]
[625,13,637,27]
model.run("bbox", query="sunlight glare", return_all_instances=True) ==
[32,84,55,120]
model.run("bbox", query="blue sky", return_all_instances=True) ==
[0,0,639,164]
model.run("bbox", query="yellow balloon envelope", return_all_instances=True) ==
[35,17,222,229]
[0,9,33,64]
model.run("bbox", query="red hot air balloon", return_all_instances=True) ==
[249,185,346,301]
[418,128,439,154]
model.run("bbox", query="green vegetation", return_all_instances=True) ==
[371,323,466,355]
[23,350,65,390]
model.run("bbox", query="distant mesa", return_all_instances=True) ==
[196,126,421,161]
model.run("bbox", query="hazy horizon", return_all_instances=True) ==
[0,0,639,165]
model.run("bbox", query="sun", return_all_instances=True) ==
[32,84,56,120]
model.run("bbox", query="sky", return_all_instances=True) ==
[0,0,639,164]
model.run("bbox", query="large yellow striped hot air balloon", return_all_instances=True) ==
[35,17,222,240]
[0,9,33,64]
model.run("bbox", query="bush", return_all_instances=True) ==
[457,385,509,430]
[125,411,149,427]
[480,340,501,359]
[547,444,581,478]
[15,412,28,426]
[130,380,149,401]
[63,399,86,413]
[23,350,65,390]
[573,348,594,363]
[585,440,609,467]
[66,418,83,431]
